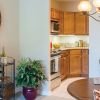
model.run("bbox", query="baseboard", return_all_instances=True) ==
[15,87,22,93]
[39,90,51,96]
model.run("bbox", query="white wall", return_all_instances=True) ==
[0,0,51,95]
[19,0,50,95]
[0,0,19,62]
[89,0,100,77]
[0,0,20,93]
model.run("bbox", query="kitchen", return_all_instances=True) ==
[50,0,89,90]
[1,0,100,99]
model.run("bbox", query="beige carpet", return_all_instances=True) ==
[36,96,73,100]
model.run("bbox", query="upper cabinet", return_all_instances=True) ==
[51,8,64,35]
[63,12,89,35]
[64,12,75,35]
[75,12,89,35]
[50,0,89,35]
[51,8,59,20]
[59,11,64,34]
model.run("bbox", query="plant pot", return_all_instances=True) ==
[23,87,37,100]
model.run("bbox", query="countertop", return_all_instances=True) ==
[60,47,89,51]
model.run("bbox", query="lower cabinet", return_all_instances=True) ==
[60,50,69,80]
[81,49,89,76]
[69,49,89,77]
[60,49,89,80]
[70,54,81,76]
[70,50,82,77]
[60,56,64,80]
[65,54,70,78]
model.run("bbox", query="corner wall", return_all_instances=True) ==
[89,0,100,77]
[19,0,50,95]
[0,0,20,63]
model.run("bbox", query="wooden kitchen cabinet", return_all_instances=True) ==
[51,8,59,20]
[65,53,70,77]
[60,49,89,79]
[60,50,69,80]
[63,56,67,78]
[63,12,89,35]
[75,12,89,35]
[69,49,89,77]
[64,50,70,79]
[70,50,82,77]
[50,9,89,35]
[64,12,75,34]
[82,49,89,77]
[59,11,64,34]
[60,55,64,80]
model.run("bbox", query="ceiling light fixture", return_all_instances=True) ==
[78,0,100,22]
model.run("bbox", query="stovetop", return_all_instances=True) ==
[50,49,61,57]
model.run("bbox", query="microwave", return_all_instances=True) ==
[51,21,59,33]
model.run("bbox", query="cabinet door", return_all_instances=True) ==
[59,11,64,34]
[60,50,70,80]
[51,8,59,20]
[75,12,89,35]
[51,8,54,19]
[61,56,69,80]
[59,56,64,80]
[63,56,67,78]
[70,54,81,76]
[64,12,75,34]
[55,9,59,20]
[82,50,89,76]
[64,55,70,78]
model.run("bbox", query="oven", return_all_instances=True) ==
[50,53,61,90]
[50,55,60,76]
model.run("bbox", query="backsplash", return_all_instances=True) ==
[50,35,89,48]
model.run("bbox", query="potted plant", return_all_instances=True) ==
[16,58,46,100]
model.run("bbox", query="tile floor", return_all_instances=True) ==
[51,77,85,100]
[14,77,85,100]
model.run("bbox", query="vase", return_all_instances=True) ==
[23,87,37,100]
[0,57,7,65]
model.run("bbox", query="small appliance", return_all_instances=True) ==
[51,20,59,33]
